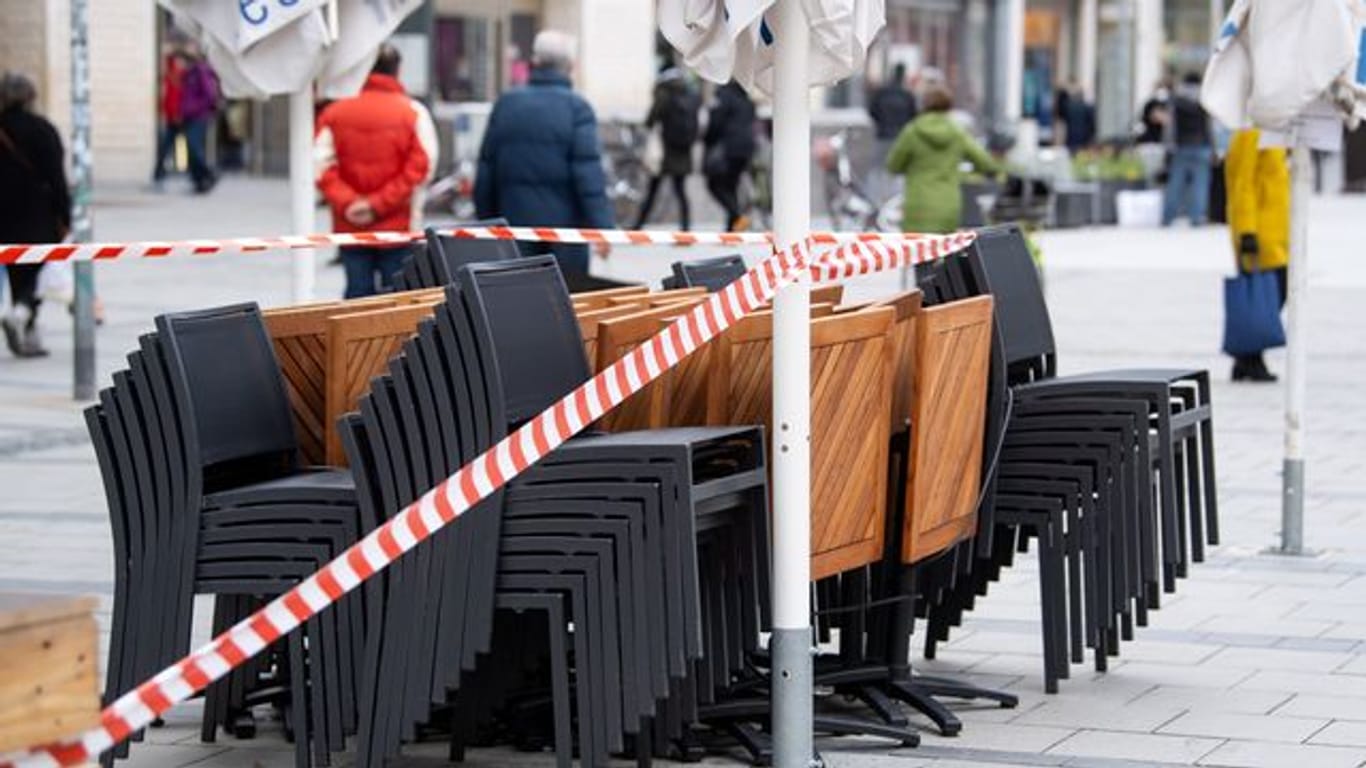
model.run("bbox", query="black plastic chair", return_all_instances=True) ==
[669,255,746,292]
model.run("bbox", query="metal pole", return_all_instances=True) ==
[70,0,96,401]
[289,90,316,303]
[1280,142,1311,555]
[769,1,813,766]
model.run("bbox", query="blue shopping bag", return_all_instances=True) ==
[1221,269,1285,356]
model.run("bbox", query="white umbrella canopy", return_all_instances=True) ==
[1202,0,1366,132]
[1200,0,1365,556]
[157,0,423,99]
[659,0,885,95]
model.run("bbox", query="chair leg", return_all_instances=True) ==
[288,631,310,768]
[1185,438,1205,562]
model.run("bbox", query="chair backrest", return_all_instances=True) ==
[902,294,994,564]
[965,224,1056,380]
[425,219,522,285]
[592,297,706,432]
[712,306,896,581]
[155,303,299,469]
[458,256,591,427]
[324,301,442,464]
[576,303,648,363]
[671,254,747,292]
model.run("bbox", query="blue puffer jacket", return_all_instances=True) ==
[474,68,614,236]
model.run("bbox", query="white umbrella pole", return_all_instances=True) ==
[289,88,317,303]
[769,1,813,766]
[1280,142,1311,554]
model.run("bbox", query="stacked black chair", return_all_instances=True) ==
[87,304,367,768]
[394,221,637,294]
[667,255,747,292]
[913,225,1219,692]
[334,257,773,767]
[389,219,518,291]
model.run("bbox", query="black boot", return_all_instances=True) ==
[1232,355,1276,382]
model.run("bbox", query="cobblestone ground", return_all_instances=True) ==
[1,178,1363,767]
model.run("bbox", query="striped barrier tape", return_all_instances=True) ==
[0,230,975,768]
[0,225,919,265]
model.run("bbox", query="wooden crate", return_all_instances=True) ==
[0,594,100,754]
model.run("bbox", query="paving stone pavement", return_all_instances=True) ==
[1,178,1364,768]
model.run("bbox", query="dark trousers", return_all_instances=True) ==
[633,173,690,230]
[152,122,185,181]
[5,264,42,317]
[183,117,214,190]
[706,163,745,231]
[341,245,411,299]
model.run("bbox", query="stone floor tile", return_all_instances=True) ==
[1334,653,1366,676]
[1237,670,1366,698]
[924,723,1076,754]
[1046,729,1223,764]
[1202,646,1357,673]
[1128,686,1293,716]
[1108,639,1221,666]
[1013,699,1185,733]
[1104,661,1255,690]
[1157,711,1329,744]
[1193,615,1337,640]
[123,743,230,768]
[1272,693,1366,721]
[1309,721,1366,748]
[1197,740,1366,768]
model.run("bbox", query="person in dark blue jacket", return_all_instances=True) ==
[474,30,613,275]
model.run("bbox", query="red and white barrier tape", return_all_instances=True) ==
[0,230,975,768]
[0,226,918,265]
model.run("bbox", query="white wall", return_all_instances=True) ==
[575,0,654,119]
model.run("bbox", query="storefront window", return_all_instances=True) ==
[851,0,981,119]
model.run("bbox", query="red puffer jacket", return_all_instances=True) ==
[315,74,437,233]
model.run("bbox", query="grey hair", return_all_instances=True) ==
[532,30,576,73]
[0,71,37,112]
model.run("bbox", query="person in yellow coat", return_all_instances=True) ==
[1225,128,1289,382]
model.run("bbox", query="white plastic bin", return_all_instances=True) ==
[1116,189,1164,228]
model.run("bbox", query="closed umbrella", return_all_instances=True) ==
[1202,0,1366,555]
[158,0,424,301]
[660,2,883,765]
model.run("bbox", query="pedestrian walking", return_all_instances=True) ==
[151,44,187,189]
[178,45,220,195]
[1163,72,1214,226]
[1056,82,1096,152]
[702,81,757,232]
[1137,80,1171,145]
[475,30,614,275]
[1225,128,1289,382]
[886,87,1000,234]
[632,68,700,231]
[0,72,70,358]
[867,63,918,201]
[315,44,438,299]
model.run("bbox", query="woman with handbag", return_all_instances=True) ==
[1224,128,1290,382]
[703,81,757,232]
[633,69,700,231]
[0,72,71,358]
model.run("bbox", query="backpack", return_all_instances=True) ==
[660,89,699,150]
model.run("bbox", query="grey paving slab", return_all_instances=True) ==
[1156,711,1328,744]
[1309,721,1366,748]
[1271,693,1366,721]
[1045,730,1224,764]
[1196,740,1366,768]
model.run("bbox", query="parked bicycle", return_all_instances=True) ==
[815,129,900,232]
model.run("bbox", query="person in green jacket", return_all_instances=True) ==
[887,87,1001,233]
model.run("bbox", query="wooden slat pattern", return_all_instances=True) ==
[0,595,99,753]
[712,308,895,580]
[902,295,994,564]
[324,302,441,465]
[570,285,649,310]
[265,298,398,466]
[593,298,705,432]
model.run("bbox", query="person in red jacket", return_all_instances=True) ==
[315,44,437,298]
[151,45,185,188]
